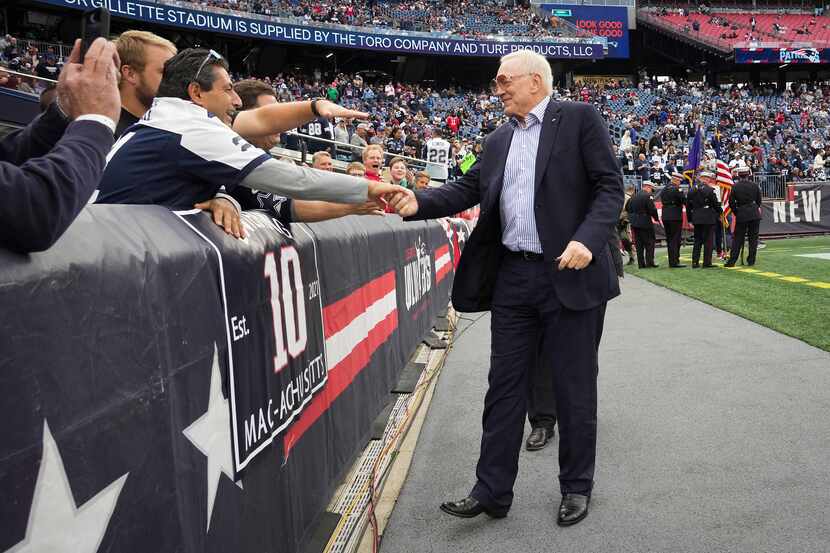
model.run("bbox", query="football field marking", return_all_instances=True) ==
[795,253,830,260]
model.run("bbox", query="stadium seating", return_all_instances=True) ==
[181,0,563,38]
[643,8,830,48]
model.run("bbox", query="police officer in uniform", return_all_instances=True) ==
[686,170,722,268]
[660,172,687,268]
[724,164,763,267]
[626,180,660,268]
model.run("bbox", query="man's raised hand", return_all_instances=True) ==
[315,99,369,121]
[57,38,121,123]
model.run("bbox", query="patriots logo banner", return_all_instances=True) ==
[0,206,458,553]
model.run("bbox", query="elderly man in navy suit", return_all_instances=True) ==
[390,50,623,527]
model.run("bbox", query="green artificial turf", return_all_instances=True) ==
[626,236,830,352]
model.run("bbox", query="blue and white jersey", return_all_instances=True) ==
[96,97,271,209]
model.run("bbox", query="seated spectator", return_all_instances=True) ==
[350,123,369,161]
[0,38,120,253]
[388,157,411,189]
[96,49,403,213]
[362,143,385,181]
[346,161,365,177]
[312,150,333,171]
[35,54,61,81]
[114,30,177,138]
[414,171,431,190]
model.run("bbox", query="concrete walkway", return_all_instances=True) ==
[380,276,830,553]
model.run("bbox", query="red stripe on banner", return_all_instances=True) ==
[436,263,451,283]
[283,310,398,456]
[434,244,451,282]
[283,271,398,456]
[323,271,395,339]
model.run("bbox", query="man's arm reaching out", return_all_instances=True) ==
[233,99,368,138]
[240,158,405,204]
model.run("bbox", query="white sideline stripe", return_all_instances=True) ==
[324,289,397,371]
[795,253,830,260]
[435,251,451,272]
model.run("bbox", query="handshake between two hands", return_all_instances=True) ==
[366,182,419,217]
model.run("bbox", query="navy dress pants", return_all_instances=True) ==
[470,254,606,511]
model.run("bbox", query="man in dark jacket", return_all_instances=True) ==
[659,172,686,268]
[724,165,762,267]
[0,38,121,254]
[686,171,722,268]
[627,181,660,268]
[389,50,623,527]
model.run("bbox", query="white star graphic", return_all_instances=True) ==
[8,421,128,553]
[183,344,242,532]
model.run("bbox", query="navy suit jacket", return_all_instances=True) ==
[0,104,114,253]
[408,99,623,312]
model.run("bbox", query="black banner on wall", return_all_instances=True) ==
[0,207,457,553]
[760,183,829,234]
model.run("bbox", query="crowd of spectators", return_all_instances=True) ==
[6,29,830,185]
[594,77,830,184]
[6,30,830,186]
[178,0,580,39]
[234,69,830,184]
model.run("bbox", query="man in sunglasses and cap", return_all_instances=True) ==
[95,48,403,212]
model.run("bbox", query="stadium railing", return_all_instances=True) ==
[755,172,787,199]
[4,38,72,60]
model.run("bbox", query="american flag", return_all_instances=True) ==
[715,159,734,224]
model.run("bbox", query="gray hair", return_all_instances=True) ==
[500,49,553,95]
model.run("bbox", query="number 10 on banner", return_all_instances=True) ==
[264,246,308,373]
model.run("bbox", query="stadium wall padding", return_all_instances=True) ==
[0,205,470,553]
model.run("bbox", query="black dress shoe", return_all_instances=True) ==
[692,263,700,268]
[526,427,554,451]
[440,496,508,519]
[723,262,735,268]
[669,264,687,268]
[557,493,590,527]
[648,263,660,268]
[701,264,715,268]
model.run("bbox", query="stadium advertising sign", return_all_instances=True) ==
[736,46,830,64]
[539,4,629,58]
[173,211,456,472]
[760,183,829,234]
[34,0,604,59]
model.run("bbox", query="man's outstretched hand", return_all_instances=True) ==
[366,181,408,206]
[557,241,592,270]
[316,99,369,121]
[386,187,419,217]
